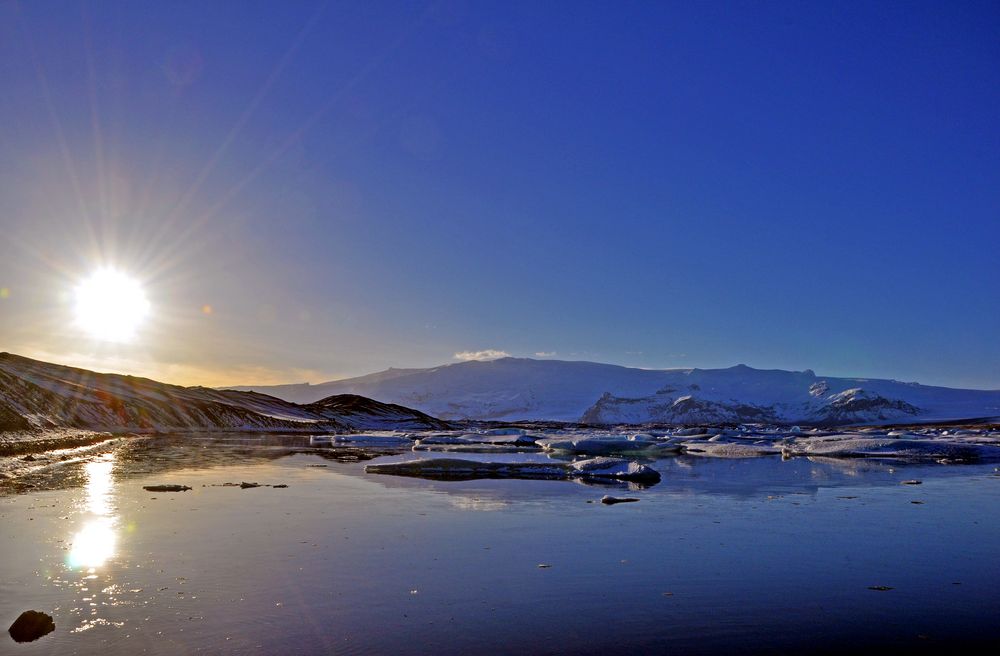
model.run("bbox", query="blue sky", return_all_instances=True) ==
[0,1,998,388]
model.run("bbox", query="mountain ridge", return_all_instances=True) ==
[227,357,1000,425]
[0,352,448,434]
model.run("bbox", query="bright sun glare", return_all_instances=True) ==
[74,269,150,342]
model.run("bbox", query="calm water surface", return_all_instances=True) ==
[2,434,999,655]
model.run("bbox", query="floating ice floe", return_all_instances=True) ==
[680,442,783,458]
[537,434,681,456]
[778,435,1000,461]
[365,456,661,484]
[673,427,711,436]
[415,432,539,447]
[413,443,538,453]
[570,457,662,482]
[482,428,529,436]
[318,425,1000,464]
[310,434,413,447]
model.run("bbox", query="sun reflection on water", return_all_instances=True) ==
[68,518,117,569]
[68,458,118,569]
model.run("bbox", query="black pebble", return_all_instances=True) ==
[8,610,55,643]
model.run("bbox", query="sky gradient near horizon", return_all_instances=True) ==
[1,1,998,389]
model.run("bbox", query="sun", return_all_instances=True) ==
[74,269,150,342]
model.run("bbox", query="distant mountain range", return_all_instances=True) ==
[3,352,996,432]
[229,357,1000,426]
[0,353,446,433]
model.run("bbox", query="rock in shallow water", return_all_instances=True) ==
[8,610,55,643]
[600,496,640,505]
[142,485,192,492]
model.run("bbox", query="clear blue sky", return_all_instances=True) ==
[0,1,998,388]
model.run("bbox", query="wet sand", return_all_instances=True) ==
[2,434,1000,654]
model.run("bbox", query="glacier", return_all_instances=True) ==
[229,358,1000,425]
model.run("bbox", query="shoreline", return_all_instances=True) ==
[0,428,121,457]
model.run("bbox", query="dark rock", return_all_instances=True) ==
[8,610,55,642]
[867,586,893,591]
[240,482,260,489]
[601,496,640,505]
[143,485,192,492]
[272,484,288,488]
[901,480,922,485]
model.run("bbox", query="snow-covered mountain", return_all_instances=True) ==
[578,364,1000,425]
[230,358,1000,426]
[0,353,447,433]
[230,358,674,420]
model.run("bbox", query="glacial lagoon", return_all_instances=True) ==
[2,431,1000,654]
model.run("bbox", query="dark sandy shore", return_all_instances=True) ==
[0,431,126,491]
[0,429,119,457]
